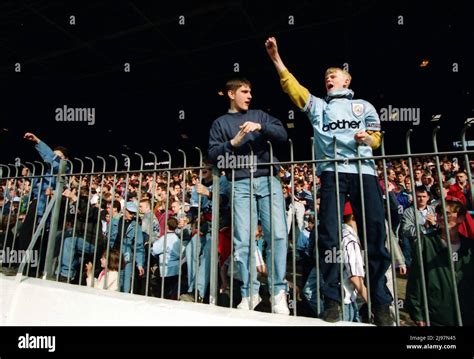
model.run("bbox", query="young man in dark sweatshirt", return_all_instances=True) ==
[208,78,290,314]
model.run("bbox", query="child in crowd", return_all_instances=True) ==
[85,249,122,291]
[150,217,183,299]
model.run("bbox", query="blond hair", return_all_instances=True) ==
[325,67,352,87]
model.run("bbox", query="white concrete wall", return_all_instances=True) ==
[1,274,366,326]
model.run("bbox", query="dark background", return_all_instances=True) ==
[0,0,473,170]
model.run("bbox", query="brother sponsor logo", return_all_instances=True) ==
[322,119,360,132]
[18,334,56,352]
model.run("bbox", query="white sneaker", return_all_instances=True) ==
[237,293,262,310]
[272,290,290,315]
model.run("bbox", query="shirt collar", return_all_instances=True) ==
[325,88,354,102]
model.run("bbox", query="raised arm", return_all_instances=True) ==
[24,132,53,162]
[24,132,62,171]
[265,37,309,110]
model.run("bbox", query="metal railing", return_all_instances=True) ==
[1,125,473,326]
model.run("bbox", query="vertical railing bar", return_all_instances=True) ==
[43,160,67,279]
[2,165,17,265]
[77,157,95,285]
[209,161,220,305]
[406,129,431,326]
[230,167,235,308]
[332,137,345,321]
[24,162,36,216]
[194,147,203,303]
[0,165,10,256]
[287,139,296,316]
[117,154,131,292]
[130,153,144,294]
[30,161,45,277]
[91,156,106,288]
[145,151,158,297]
[177,149,187,299]
[248,144,255,309]
[461,125,474,210]
[105,155,118,291]
[3,165,19,268]
[64,158,84,283]
[380,133,401,326]
[56,158,84,281]
[356,145,371,323]
[161,150,172,299]
[310,137,321,317]
[10,163,32,266]
[37,157,58,278]
[433,127,462,326]
[54,160,74,282]
[268,140,277,314]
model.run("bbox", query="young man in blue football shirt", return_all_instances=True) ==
[265,36,393,325]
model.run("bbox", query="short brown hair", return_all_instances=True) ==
[140,198,151,207]
[167,217,178,231]
[225,77,251,93]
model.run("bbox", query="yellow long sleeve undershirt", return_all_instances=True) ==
[278,68,381,150]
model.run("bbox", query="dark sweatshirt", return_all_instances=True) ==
[208,109,288,180]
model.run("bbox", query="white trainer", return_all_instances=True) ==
[272,290,290,315]
[237,293,262,310]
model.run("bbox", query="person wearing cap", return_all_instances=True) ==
[110,201,145,293]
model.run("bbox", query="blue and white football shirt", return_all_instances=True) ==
[303,89,380,176]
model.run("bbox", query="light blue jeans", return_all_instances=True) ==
[120,261,133,293]
[185,232,211,298]
[233,176,288,297]
[57,236,95,280]
[343,301,360,323]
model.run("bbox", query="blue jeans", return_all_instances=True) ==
[319,171,392,305]
[233,176,288,297]
[185,232,211,298]
[343,302,360,323]
[120,262,133,293]
[57,236,95,280]
[303,267,324,315]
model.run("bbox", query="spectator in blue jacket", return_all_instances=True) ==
[3,133,69,276]
[110,201,145,293]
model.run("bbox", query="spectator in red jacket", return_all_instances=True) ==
[448,171,472,210]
